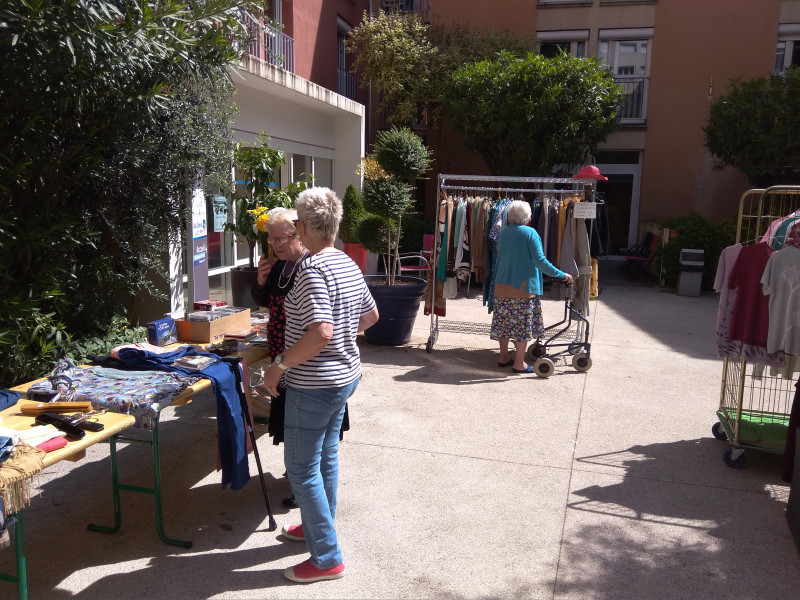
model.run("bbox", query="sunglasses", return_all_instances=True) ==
[268,233,296,246]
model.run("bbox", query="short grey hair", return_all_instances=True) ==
[266,207,298,233]
[295,187,342,243]
[507,200,532,226]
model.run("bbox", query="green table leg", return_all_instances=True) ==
[0,511,27,600]
[87,421,192,548]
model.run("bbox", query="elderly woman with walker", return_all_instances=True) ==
[492,200,573,373]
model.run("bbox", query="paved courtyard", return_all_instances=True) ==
[2,263,799,599]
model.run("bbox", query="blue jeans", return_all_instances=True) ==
[284,378,360,568]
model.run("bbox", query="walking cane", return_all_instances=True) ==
[222,355,278,531]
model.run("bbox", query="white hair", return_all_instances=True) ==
[295,187,342,243]
[507,200,532,226]
[266,207,298,232]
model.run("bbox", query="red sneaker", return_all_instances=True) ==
[284,559,345,583]
[281,524,304,541]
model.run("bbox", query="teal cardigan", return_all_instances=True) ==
[494,224,566,295]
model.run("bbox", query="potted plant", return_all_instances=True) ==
[357,127,432,345]
[340,183,368,273]
[224,134,308,306]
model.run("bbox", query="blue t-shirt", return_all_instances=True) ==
[494,224,566,295]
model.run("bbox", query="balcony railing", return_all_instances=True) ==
[248,19,295,73]
[381,0,431,15]
[338,67,356,100]
[615,75,648,122]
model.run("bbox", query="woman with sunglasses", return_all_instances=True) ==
[250,208,307,450]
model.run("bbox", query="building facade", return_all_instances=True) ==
[372,0,799,252]
[136,1,371,322]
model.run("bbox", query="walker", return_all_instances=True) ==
[524,282,592,378]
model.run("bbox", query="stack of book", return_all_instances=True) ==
[223,329,258,342]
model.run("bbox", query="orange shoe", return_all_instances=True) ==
[284,559,345,583]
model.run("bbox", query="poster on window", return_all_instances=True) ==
[212,196,228,232]
[192,189,207,240]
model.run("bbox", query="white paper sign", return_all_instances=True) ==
[192,189,207,240]
[212,196,228,232]
[573,202,597,219]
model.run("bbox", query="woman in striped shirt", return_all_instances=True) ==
[261,187,379,583]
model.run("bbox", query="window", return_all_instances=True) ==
[776,24,800,73]
[337,17,355,99]
[537,30,589,59]
[597,39,649,76]
[598,29,653,122]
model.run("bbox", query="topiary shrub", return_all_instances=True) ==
[340,183,367,244]
[655,212,734,290]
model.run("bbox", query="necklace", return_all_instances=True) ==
[277,251,308,289]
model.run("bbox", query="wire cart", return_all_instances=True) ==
[524,282,592,377]
[713,186,800,468]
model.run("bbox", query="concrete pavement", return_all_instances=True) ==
[2,262,799,599]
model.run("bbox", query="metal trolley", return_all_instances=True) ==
[713,186,800,468]
[524,282,592,378]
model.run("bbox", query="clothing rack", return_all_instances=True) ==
[715,185,800,468]
[426,173,596,352]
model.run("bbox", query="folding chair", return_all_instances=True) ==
[397,233,434,277]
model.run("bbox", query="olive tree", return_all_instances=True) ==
[347,11,534,129]
[445,51,622,176]
[0,0,263,385]
[704,67,800,186]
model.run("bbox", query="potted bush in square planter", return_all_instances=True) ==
[340,182,368,273]
[357,127,432,345]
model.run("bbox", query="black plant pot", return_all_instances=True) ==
[230,266,259,309]
[363,275,427,346]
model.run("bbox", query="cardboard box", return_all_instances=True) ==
[176,309,251,343]
[147,317,177,346]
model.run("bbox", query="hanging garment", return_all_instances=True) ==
[546,201,559,263]
[781,376,800,483]
[590,258,599,299]
[714,243,784,367]
[574,218,593,317]
[590,201,611,257]
[558,202,579,279]
[761,245,800,356]
[727,242,775,348]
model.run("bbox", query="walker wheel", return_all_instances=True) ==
[723,447,746,469]
[525,343,546,364]
[711,422,727,441]
[533,357,555,378]
[571,353,592,372]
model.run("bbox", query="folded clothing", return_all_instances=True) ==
[36,437,68,453]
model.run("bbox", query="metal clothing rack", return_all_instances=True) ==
[426,173,595,352]
[714,186,800,468]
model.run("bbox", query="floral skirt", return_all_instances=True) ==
[490,296,544,342]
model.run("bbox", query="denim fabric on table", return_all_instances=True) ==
[0,390,21,411]
[114,346,250,491]
[284,378,360,569]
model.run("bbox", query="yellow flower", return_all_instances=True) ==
[256,212,269,232]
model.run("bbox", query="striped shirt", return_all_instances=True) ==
[284,249,376,388]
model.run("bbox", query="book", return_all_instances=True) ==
[249,334,270,346]
[223,328,257,340]
[171,355,218,370]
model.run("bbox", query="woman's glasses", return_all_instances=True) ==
[268,233,296,247]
